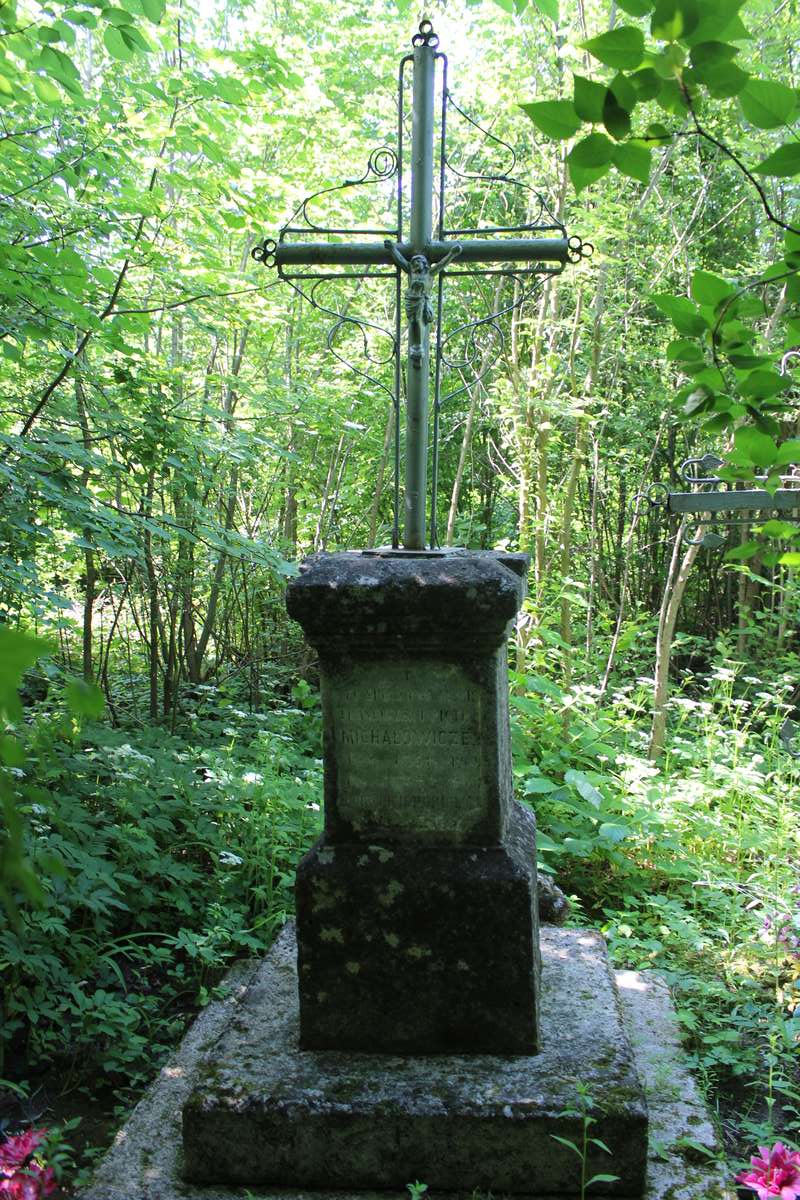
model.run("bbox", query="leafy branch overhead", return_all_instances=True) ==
[519,0,800,545]
[520,0,799,193]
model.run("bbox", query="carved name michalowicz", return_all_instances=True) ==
[327,661,488,838]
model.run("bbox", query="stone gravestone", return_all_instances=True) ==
[181,548,650,1195]
[290,550,541,1055]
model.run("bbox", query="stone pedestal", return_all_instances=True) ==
[285,549,540,1054]
[175,548,652,1196]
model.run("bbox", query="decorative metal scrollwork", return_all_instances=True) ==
[412,19,439,48]
[568,236,594,264]
[251,238,277,267]
[252,21,591,548]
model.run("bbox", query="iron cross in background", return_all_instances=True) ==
[253,20,591,551]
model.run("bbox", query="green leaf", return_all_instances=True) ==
[651,0,698,41]
[756,519,800,537]
[651,292,708,336]
[120,23,150,51]
[573,74,606,123]
[580,26,645,71]
[586,1176,622,1187]
[645,121,672,144]
[0,629,52,720]
[519,100,581,140]
[550,1135,582,1156]
[613,140,651,182]
[532,0,558,20]
[739,79,797,128]
[565,768,604,808]
[725,540,759,561]
[609,72,637,111]
[680,385,714,415]
[103,24,134,59]
[689,39,738,68]
[690,269,734,306]
[102,6,135,24]
[656,78,691,112]
[598,823,630,843]
[728,352,770,368]
[568,132,614,191]
[738,369,786,399]
[695,57,748,97]
[569,131,614,167]
[617,0,652,14]
[733,426,777,467]
[524,776,559,794]
[779,552,800,566]
[667,338,703,362]
[65,678,105,718]
[630,67,661,100]
[569,161,612,192]
[603,92,631,139]
[684,0,750,46]
[39,45,80,82]
[776,439,800,465]
[702,413,733,435]
[140,0,165,20]
[754,143,800,177]
[33,74,61,103]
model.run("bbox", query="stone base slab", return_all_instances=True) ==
[80,926,734,1200]
[181,924,645,1194]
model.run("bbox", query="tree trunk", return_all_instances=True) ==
[446,382,480,546]
[368,402,394,548]
[649,522,702,759]
[75,374,96,683]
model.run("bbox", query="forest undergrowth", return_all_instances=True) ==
[2,615,799,1193]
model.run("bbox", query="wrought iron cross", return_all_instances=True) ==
[643,453,800,547]
[253,20,591,550]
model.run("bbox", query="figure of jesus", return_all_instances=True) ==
[384,240,462,368]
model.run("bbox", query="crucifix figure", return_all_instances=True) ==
[253,19,590,550]
[384,239,463,369]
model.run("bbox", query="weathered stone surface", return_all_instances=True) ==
[323,656,503,843]
[181,923,647,1195]
[538,874,570,924]
[79,929,732,1200]
[287,550,539,1053]
[295,802,540,1054]
[289,552,524,848]
[617,969,732,1200]
[286,550,528,655]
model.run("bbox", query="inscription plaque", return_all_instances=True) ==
[327,660,489,839]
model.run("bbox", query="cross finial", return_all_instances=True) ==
[253,25,590,550]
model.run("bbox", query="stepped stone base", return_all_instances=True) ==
[80,925,734,1200]
[182,925,646,1193]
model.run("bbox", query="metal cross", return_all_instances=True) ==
[253,20,590,551]
[639,453,800,547]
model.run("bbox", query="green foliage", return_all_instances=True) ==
[551,1083,619,1198]
[0,684,322,1086]
[512,636,800,1150]
[520,0,800,489]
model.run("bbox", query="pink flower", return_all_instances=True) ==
[0,1131,56,1200]
[737,1143,800,1200]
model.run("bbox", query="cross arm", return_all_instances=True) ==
[668,487,800,514]
[257,237,572,270]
